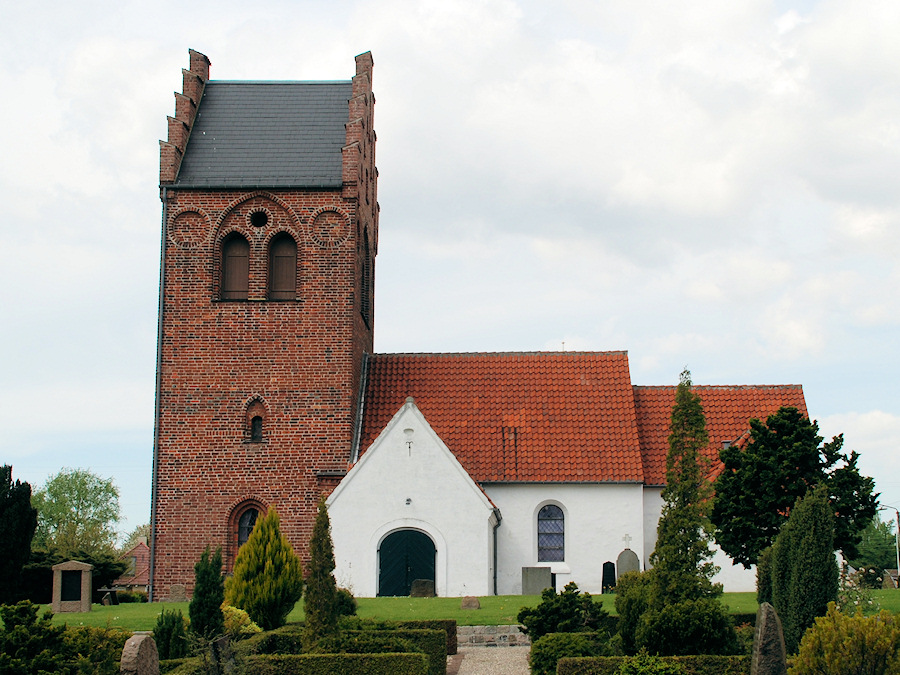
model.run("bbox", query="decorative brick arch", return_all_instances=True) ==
[226,497,268,568]
[242,395,270,443]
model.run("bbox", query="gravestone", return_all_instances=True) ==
[410,579,435,597]
[750,602,787,675]
[601,562,616,593]
[120,633,159,675]
[168,584,187,602]
[522,567,553,595]
[616,549,640,578]
[461,596,481,610]
[51,560,93,613]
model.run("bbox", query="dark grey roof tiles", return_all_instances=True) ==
[174,81,352,188]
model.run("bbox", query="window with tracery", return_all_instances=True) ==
[538,504,565,562]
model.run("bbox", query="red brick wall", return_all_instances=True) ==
[151,51,377,600]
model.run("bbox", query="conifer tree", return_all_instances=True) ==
[188,546,224,639]
[0,466,37,604]
[225,507,303,631]
[304,497,340,645]
[770,485,839,653]
[649,369,720,605]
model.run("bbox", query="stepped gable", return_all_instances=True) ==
[360,351,644,483]
[633,384,808,485]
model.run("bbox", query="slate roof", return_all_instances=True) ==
[174,81,352,188]
[633,385,808,485]
[360,352,808,486]
[360,352,645,483]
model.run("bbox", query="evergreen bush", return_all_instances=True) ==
[617,649,686,674]
[614,571,653,655]
[304,498,339,644]
[225,507,303,631]
[222,603,262,639]
[188,546,225,639]
[529,632,613,675]
[336,587,358,616]
[0,600,68,673]
[518,581,614,639]
[789,602,900,674]
[634,598,739,656]
[154,607,189,659]
[770,486,839,653]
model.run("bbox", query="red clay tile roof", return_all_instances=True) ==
[633,385,808,485]
[360,352,644,483]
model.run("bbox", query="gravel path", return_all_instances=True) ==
[447,646,531,675]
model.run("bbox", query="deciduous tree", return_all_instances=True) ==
[32,468,120,557]
[0,465,37,604]
[849,516,897,571]
[712,407,877,567]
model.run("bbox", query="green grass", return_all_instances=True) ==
[43,590,900,632]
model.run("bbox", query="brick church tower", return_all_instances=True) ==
[150,50,378,600]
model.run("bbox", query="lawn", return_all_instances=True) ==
[44,590,900,632]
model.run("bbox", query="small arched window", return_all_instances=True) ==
[268,234,297,300]
[221,234,249,300]
[250,416,263,442]
[237,508,259,548]
[538,504,565,562]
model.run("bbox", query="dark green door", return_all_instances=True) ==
[378,530,436,597]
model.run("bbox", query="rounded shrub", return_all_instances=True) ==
[635,598,739,656]
[529,632,613,675]
[790,602,900,675]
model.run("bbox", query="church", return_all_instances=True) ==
[150,50,807,600]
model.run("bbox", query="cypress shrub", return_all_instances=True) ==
[756,546,773,605]
[225,507,303,631]
[614,571,653,656]
[518,581,613,640]
[154,607,189,659]
[770,486,838,653]
[188,546,224,639]
[304,497,340,644]
[635,598,739,656]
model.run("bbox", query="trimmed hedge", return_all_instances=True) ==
[530,632,612,675]
[557,655,750,675]
[232,624,445,675]
[397,620,458,655]
[163,653,428,675]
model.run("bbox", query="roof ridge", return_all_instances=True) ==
[372,350,629,357]
[634,384,804,390]
[207,80,352,85]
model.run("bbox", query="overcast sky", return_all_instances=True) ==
[2,0,898,540]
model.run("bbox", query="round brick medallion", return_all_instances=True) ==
[310,210,350,248]
[168,211,209,249]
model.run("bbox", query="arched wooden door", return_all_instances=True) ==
[378,530,436,597]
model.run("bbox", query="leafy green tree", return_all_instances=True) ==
[32,468,120,557]
[712,407,877,567]
[188,546,225,639]
[849,516,897,571]
[225,507,303,631]
[649,369,720,604]
[770,485,839,653]
[0,466,38,604]
[304,497,340,644]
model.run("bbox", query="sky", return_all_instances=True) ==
[2,0,898,541]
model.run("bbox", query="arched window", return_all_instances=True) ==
[538,504,565,562]
[250,416,263,442]
[237,508,259,548]
[268,234,297,300]
[221,234,249,300]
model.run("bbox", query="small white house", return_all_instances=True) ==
[328,351,807,597]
